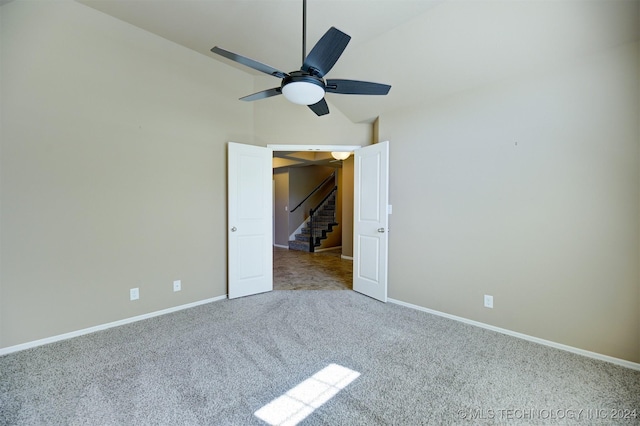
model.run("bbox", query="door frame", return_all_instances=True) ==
[268,145,362,152]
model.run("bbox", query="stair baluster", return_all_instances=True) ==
[309,208,315,252]
[289,188,338,252]
[288,170,339,252]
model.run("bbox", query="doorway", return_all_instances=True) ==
[271,145,359,251]
[228,142,389,301]
[271,146,357,291]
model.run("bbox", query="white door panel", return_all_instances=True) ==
[353,141,389,302]
[358,235,380,282]
[228,142,273,299]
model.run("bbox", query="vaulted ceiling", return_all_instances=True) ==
[77,0,638,123]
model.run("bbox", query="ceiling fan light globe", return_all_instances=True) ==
[282,81,325,105]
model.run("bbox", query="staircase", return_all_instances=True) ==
[289,192,338,252]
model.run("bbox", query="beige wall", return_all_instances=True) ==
[341,157,355,258]
[288,166,335,237]
[379,42,640,363]
[0,0,254,347]
[273,170,290,247]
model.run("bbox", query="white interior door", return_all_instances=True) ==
[353,141,389,302]
[228,142,273,299]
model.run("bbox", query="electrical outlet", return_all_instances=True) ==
[130,287,139,301]
[173,280,181,292]
[484,294,493,309]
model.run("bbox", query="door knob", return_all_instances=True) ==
[231,227,237,232]
[377,228,385,233]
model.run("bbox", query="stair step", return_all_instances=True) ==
[317,207,334,213]
[306,221,337,227]
[289,238,321,251]
[289,189,339,252]
[288,240,311,252]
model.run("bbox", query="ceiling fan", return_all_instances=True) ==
[210,0,391,116]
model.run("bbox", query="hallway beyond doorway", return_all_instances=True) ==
[273,247,352,290]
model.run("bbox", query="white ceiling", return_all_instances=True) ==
[76,0,639,123]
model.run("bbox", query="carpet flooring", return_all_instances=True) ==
[1,290,638,425]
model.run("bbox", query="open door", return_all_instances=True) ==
[228,142,273,299]
[353,141,389,302]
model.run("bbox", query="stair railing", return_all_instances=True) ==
[290,171,336,213]
[308,186,338,252]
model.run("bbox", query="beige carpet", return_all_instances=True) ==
[273,246,352,290]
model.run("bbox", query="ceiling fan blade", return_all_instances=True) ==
[240,87,282,102]
[211,46,288,79]
[308,98,329,116]
[325,79,391,95]
[301,27,351,77]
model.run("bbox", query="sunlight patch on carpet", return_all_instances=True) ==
[254,363,360,425]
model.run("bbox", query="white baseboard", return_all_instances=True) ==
[388,298,640,371]
[10,294,635,371]
[314,246,342,253]
[0,295,228,356]
[273,244,289,249]
[341,255,353,260]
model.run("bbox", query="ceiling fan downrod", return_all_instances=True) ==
[302,0,307,64]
